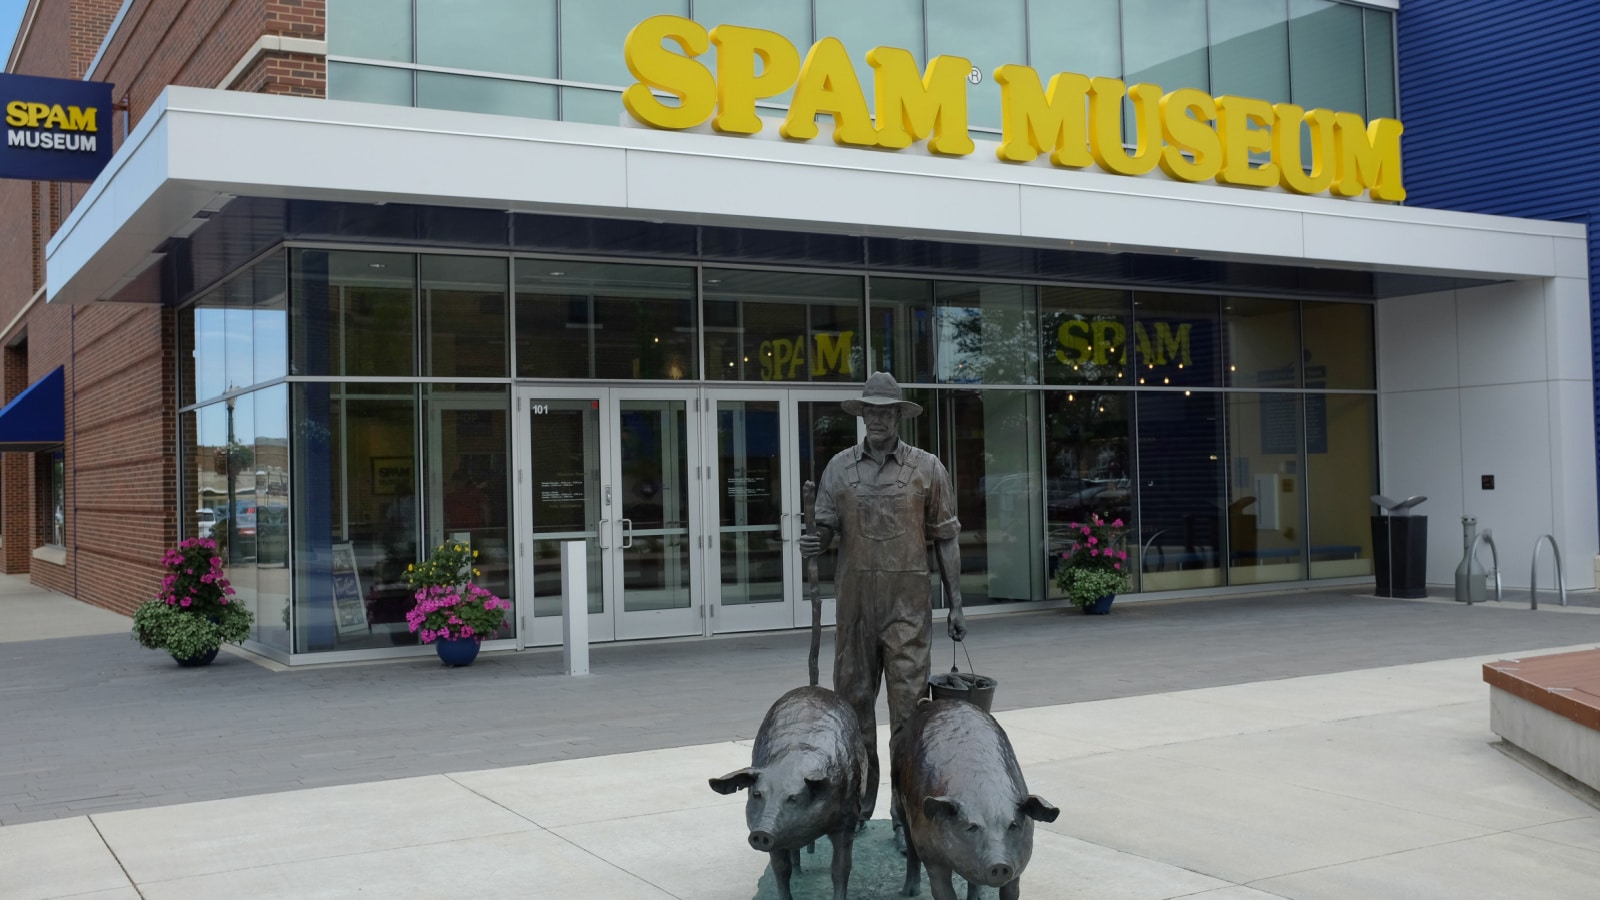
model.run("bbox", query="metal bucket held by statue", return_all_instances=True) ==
[927,641,997,713]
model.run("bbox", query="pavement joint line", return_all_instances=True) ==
[87,814,142,898]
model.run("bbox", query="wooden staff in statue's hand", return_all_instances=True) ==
[802,479,821,688]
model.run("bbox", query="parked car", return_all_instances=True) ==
[196,508,216,539]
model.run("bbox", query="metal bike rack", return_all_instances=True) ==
[1464,529,1503,604]
[1529,534,1567,610]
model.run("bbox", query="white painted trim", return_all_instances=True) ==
[32,545,65,566]
[5,0,44,74]
[218,36,329,90]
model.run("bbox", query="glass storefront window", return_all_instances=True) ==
[1302,301,1374,390]
[1225,392,1305,584]
[291,382,420,653]
[931,389,1043,606]
[1041,287,1132,386]
[1138,390,1224,590]
[1133,292,1220,388]
[926,0,1023,131]
[1224,297,1300,389]
[1208,0,1289,102]
[1289,0,1366,116]
[185,288,226,405]
[871,278,1037,385]
[1028,0,1120,83]
[418,73,557,119]
[253,253,289,385]
[1307,393,1375,578]
[514,260,697,380]
[561,0,688,87]
[422,255,508,377]
[424,385,512,628]
[291,250,418,378]
[704,269,863,383]
[559,87,625,126]
[1045,390,1133,597]
[417,0,556,78]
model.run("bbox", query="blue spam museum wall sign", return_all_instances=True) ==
[0,73,113,182]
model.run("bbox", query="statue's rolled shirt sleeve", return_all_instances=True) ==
[923,457,961,542]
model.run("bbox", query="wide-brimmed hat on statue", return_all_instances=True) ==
[841,372,923,418]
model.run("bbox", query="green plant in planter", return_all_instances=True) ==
[401,542,508,644]
[1054,514,1131,608]
[132,537,254,663]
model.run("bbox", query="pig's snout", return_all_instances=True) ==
[748,830,776,852]
[986,862,1015,885]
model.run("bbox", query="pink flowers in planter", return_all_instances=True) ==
[404,581,510,644]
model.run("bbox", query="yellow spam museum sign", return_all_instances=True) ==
[623,15,1403,201]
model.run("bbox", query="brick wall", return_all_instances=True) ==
[0,0,325,611]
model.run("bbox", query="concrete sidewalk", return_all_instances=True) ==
[5,643,1600,899]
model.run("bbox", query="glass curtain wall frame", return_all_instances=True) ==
[327,1,1397,137]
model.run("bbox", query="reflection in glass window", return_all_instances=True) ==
[1028,0,1120,82]
[1138,390,1224,590]
[328,62,413,105]
[252,253,289,385]
[814,0,924,99]
[515,260,697,380]
[291,250,417,377]
[1208,0,1289,101]
[522,396,604,617]
[252,385,291,653]
[1045,390,1133,597]
[328,0,412,61]
[1302,301,1374,390]
[705,269,863,383]
[1040,287,1131,386]
[561,0,688,87]
[1226,392,1305,584]
[292,382,420,653]
[224,279,253,393]
[1223,297,1300,389]
[186,289,226,405]
[1289,0,1365,115]
[870,278,1036,385]
[417,0,556,78]
[1308,394,1375,578]
[422,255,508,377]
[418,73,557,119]
[1133,292,1219,388]
[926,0,1023,131]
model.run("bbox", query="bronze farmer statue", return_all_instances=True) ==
[798,371,965,850]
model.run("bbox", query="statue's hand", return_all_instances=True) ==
[947,607,967,642]
[798,533,823,558]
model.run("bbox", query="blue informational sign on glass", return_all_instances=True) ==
[0,73,114,182]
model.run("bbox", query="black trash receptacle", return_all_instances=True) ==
[1372,515,1428,598]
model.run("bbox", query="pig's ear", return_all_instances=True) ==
[709,767,759,795]
[923,795,960,821]
[1021,795,1059,823]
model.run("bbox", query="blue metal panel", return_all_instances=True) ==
[1398,0,1600,520]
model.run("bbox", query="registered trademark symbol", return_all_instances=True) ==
[968,66,983,85]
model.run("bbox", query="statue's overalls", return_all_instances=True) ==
[818,441,958,821]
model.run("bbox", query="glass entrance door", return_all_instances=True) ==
[705,389,859,634]
[513,387,701,645]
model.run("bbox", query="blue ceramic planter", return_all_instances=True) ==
[172,646,220,667]
[1080,594,1115,615]
[434,637,481,667]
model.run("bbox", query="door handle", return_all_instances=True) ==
[780,513,791,541]
[597,519,610,549]
[621,518,634,549]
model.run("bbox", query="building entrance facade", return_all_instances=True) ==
[513,385,861,645]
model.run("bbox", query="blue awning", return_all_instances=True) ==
[0,366,64,451]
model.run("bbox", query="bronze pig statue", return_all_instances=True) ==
[710,685,869,900]
[893,699,1059,900]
